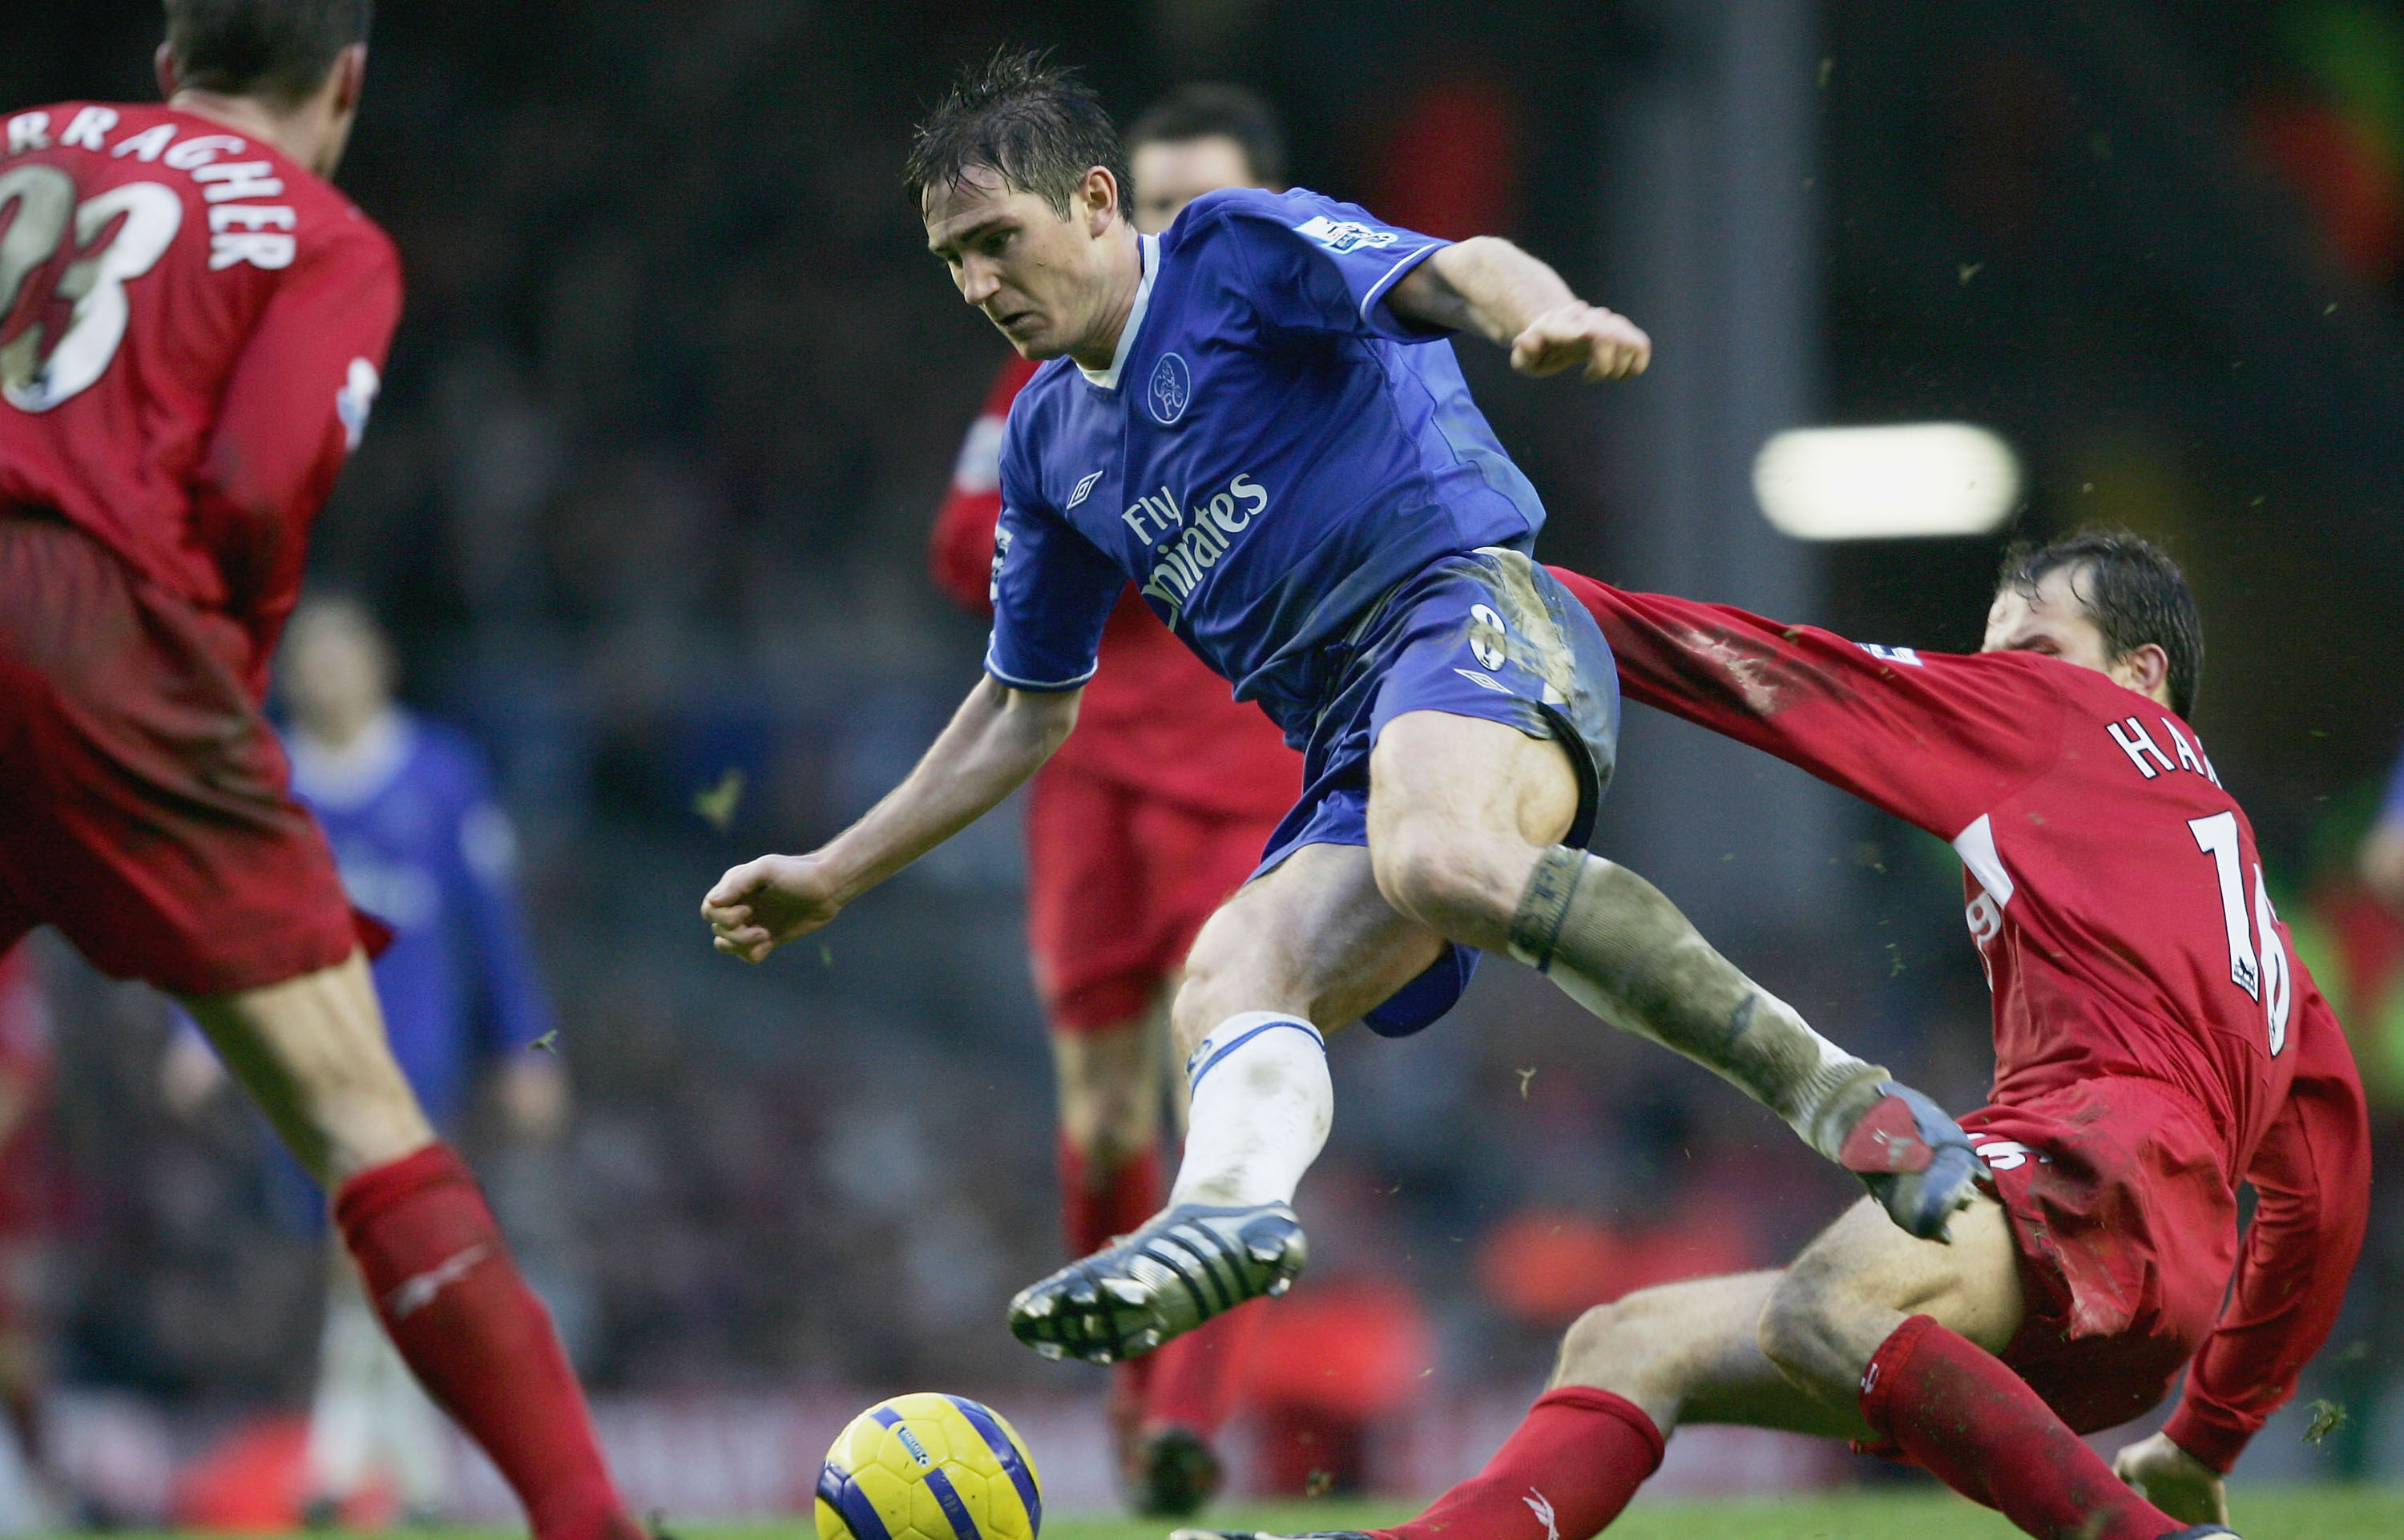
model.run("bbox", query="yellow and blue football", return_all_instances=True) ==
[816,1393,1043,1540]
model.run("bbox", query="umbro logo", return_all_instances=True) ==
[1067,470,1103,508]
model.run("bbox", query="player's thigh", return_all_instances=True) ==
[1172,841,1445,1055]
[180,951,434,1187]
[1555,1269,1870,1439]
[1365,711,1579,940]
[1764,1191,2025,1381]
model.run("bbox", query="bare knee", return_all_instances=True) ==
[185,955,434,1186]
[1754,1272,1860,1395]
[1551,1296,1653,1389]
[1368,821,1521,946]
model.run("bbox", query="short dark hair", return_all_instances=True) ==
[1127,83,1286,186]
[906,46,1132,221]
[163,0,373,107]
[1999,529,2204,719]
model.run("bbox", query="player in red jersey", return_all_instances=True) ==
[927,85,1303,1514]
[1180,533,2370,1540]
[0,7,641,1538]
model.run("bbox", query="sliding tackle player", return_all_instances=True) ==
[1178,535,2366,1540]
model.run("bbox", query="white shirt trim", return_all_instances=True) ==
[290,708,414,811]
[983,647,1098,693]
[1951,813,2015,908]
[1359,240,1446,331]
[1079,234,1159,391]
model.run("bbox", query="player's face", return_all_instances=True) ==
[1128,136,1257,234]
[924,165,1122,361]
[281,605,393,744]
[1982,566,2169,705]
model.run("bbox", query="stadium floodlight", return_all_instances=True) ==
[1753,422,2022,541]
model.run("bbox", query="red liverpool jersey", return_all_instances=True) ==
[0,103,401,695]
[1552,570,2370,1466]
[930,356,1298,816]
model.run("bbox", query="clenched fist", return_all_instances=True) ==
[702,853,845,963]
[1510,302,1652,381]
[2111,1432,2225,1527]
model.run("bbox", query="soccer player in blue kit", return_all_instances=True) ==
[703,50,1979,1365]
[168,596,570,1518]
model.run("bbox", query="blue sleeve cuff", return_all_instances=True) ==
[982,648,1097,693]
[1359,240,1451,341]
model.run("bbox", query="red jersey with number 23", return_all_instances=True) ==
[0,103,401,695]
[1551,572,2371,1468]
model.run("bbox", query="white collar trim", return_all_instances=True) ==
[1079,233,1158,390]
[290,708,414,810]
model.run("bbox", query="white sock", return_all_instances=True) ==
[1168,1013,1332,1208]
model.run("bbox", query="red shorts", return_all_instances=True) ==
[0,514,369,996]
[1023,761,1281,1032]
[1964,1076,2239,1434]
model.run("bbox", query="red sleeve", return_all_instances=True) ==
[1546,568,2063,840]
[2162,979,2372,1472]
[929,356,1039,617]
[190,218,402,689]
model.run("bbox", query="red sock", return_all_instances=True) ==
[1144,1297,1262,1437]
[1376,1387,1663,1540]
[336,1146,634,1540]
[1056,1134,1164,1257]
[1861,1316,2180,1540]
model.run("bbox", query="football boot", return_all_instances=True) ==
[1833,1079,1982,1243]
[1008,1200,1306,1364]
[1130,1424,1223,1518]
[2157,1530,2239,1539]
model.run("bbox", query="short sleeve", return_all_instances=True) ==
[983,429,1122,692]
[1192,188,1450,343]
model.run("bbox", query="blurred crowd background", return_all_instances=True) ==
[7,0,2404,1522]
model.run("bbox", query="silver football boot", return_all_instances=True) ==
[1007,1200,1307,1364]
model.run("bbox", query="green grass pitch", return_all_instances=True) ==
[1034,1490,2401,1540]
[86,1490,2391,1540]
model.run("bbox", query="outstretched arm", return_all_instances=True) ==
[1386,237,1651,380]
[2119,980,2371,1512]
[703,677,1078,961]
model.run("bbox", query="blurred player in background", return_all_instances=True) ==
[708,50,1978,1373]
[165,596,574,1525]
[2361,745,2404,917]
[1184,536,2366,1540]
[926,83,1300,1516]
[0,948,60,1525]
[0,6,640,1537]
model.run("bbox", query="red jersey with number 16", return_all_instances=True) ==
[0,103,401,695]
[1552,570,2371,1465]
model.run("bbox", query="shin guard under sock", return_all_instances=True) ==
[1509,849,1888,1159]
[336,1146,632,1540]
[1375,1387,1664,1540]
[1860,1316,2183,1540]
[1170,1014,1331,1207]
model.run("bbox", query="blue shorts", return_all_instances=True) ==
[1252,548,1622,1037]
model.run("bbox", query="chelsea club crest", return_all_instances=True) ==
[1148,353,1192,425]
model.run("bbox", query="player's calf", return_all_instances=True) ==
[1508,849,1978,1240]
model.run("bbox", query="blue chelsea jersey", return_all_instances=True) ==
[987,187,1548,740]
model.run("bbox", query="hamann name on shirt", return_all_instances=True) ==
[987,187,1547,743]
